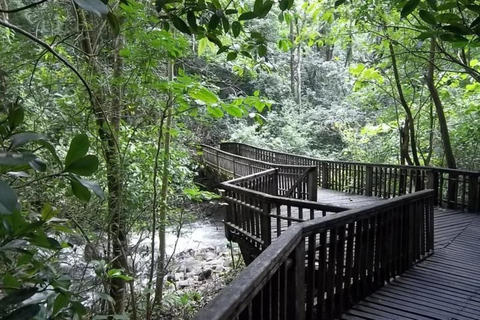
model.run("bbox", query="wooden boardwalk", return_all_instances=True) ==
[342,209,480,320]
[271,189,383,238]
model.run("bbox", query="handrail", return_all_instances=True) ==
[221,142,480,175]
[220,142,480,212]
[195,190,435,320]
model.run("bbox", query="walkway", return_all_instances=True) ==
[342,211,480,320]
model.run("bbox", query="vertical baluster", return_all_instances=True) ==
[316,232,327,319]
[326,228,337,319]
[335,226,346,317]
[306,234,316,319]
[344,223,355,310]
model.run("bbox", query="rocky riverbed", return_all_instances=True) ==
[58,201,243,316]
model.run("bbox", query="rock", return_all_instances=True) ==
[174,272,184,281]
[177,279,193,289]
[198,269,212,281]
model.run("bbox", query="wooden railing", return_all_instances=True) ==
[202,145,318,201]
[195,190,435,320]
[220,142,480,212]
[222,171,347,253]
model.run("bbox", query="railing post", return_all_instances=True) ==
[273,169,279,196]
[287,238,305,320]
[261,201,272,249]
[468,174,479,212]
[447,172,458,209]
[427,170,439,207]
[308,167,318,201]
[232,157,236,177]
[321,162,329,189]
[365,166,373,197]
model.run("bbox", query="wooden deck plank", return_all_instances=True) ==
[342,212,480,319]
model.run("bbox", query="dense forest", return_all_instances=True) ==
[0,0,479,319]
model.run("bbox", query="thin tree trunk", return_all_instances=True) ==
[289,19,295,98]
[425,37,456,169]
[77,9,128,314]
[154,59,175,304]
[296,41,301,106]
[389,42,421,166]
[0,0,8,22]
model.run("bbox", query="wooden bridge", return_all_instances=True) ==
[195,142,480,320]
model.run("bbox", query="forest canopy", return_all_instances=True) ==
[0,0,479,318]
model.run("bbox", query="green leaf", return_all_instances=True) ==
[225,105,243,117]
[0,151,36,166]
[8,105,24,130]
[279,0,290,11]
[41,203,58,221]
[9,132,46,150]
[0,288,38,308]
[437,2,457,11]
[73,0,109,17]
[439,33,468,42]
[401,0,420,18]
[107,12,120,36]
[53,294,69,316]
[189,88,219,104]
[71,179,91,202]
[95,291,115,304]
[419,10,436,25]
[187,11,197,31]
[259,0,273,18]
[78,178,105,200]
[239,12,259,20]
[222,17,230,33]
[232,21,241,37]
[65,134,89,168]
[65,155,99,176]
[425,0,437,10]
[254,0,263,14]
[207,106,224,118]
[29,158,47,172]
[3,274,20,290]
[72,301,87,316]
[227,51,238,61]
[2,304,40,320]
[172,16,191,35]
[208,14,220,31]
[334,0,346,7]
[258,44,267,57]
[0,181,17,215]
[466,5,480,14]
[206,34,222,47]
[436,13,462,24]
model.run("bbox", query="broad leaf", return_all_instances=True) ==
[258,44,267,57]
[74,0,109,17]
[71,179,91,202]
[419,10,436,25]
[0,180,17,215]
[401,0,420,18]
[65,134,89,168]
[227,52,238,61]
[239,12,259,21]
[29,158,47,172]
[65,155,99,176]
[0,151,36,166]
[9,133,46,150]
[225,105,243,117]
[172,16,191,35]
[0,288,38,308]
[207,106,224,118]
[53,294,69,316]
[189,88,219,104]
[2,304,40,320]
[232,21,241,37]
[78,178,105,200]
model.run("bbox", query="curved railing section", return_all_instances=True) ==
[195,190,435,320]
[221,142,480,212]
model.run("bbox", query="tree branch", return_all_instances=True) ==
[0,18,93,100]
[0,0,48,13]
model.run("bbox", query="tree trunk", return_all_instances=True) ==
[289,19,295,98]
[425,37,456,169]
[77,9,128,314]
[389,42,421,166]
[154,59,175,304]
[0,0,8,22]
